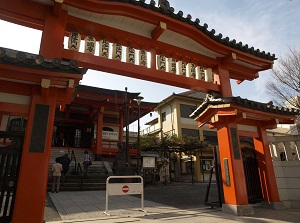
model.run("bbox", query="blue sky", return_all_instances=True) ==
[0,0,299,130]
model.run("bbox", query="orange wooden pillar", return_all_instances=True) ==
[12,87,57,223]
[95,110,103,160]
[213,64,232,97]
[254,126,284,210]
[39,9,67,59]
[216,121,254,215]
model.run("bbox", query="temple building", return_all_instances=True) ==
[0,0,299,222]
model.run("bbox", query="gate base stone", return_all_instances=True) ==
[261,201,286,210]
[222,204,254,216]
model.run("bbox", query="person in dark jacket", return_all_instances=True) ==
[57,154,71,182]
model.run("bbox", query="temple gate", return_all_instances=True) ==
[0,0,297,222]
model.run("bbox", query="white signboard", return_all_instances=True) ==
[143,157,156,168]
[107,183,142,196]
[102,131,118,140]
[104,176,146,216]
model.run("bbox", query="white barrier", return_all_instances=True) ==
[104,175,146,215]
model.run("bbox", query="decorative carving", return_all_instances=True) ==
[158,0,170,12]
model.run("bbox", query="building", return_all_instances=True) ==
[142,91,298,183]
[1,0,296,221]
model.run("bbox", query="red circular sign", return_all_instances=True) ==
[122,185,129,193]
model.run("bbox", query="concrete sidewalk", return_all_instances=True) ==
[45,188,300,223]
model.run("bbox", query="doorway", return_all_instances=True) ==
[240,137,263,203]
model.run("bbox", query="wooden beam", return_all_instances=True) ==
[53,0,63,17]
[221,52,236,65]
[151,21,167,40]
[0,102,29,116]
[41,78,50,97]
[63,49,221,93]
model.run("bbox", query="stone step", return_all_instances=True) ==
[47,175,108,191]
[48,147,114,191]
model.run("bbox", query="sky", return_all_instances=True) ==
[0,0,300,130]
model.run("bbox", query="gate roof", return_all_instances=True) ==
[190,93,299,129]
[0,0,275,89]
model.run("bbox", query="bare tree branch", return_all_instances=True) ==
[266,47,300,109]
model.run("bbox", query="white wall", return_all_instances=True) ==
[269,135,300,208]
[273,160,300,208]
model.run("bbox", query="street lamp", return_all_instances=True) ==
[135,95,143,175]
[125,87,129,167]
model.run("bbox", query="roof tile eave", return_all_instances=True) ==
[0,47,85,75]
[190,94,300,119]
[121,0,276,61]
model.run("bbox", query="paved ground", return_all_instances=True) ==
[44,183,300,223]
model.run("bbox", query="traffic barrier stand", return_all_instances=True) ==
[104,175,147,216]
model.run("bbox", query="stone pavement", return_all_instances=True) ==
[44,183,300,223]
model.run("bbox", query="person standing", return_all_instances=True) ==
[57,153,71,179]
[83,150,92,177]
[52,158,63,193]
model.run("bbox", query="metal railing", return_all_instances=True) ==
[69,149,84,190]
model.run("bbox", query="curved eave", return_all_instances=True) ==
[194,104,297,130]
[0,0,274,81]
[61,0,275,64]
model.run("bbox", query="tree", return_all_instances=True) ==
[266,47,300,134]
[134,134,210,156]
[266,47,300,109]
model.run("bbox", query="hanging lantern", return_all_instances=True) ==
[168,58,176,74]
[177,60,186,76]
[68,32,81,51]
[126,46,135,64]
[112,43,122,60]
[139,49,147,67]
[157,54,166,71]
[84,36,96,55]
[99,39,110,58]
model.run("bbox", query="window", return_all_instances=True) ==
[69,113,88,121]
[201,160,213,172]
[103,126,114,131]
[162,112,166,122]
[203,131,218,145]
[180,104,196,118]
[103,117,119,124]
[182,128,199,137]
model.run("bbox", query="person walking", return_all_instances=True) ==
[83,150,92,177]
[57,153,71,183]
[52,158,63,193]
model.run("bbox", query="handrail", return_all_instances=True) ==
[76,162,83,190]
[71,150,77,172]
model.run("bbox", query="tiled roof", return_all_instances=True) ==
[77,85,140,99]
[113,0,276,61]
[0,47,86,74]
[190,93,299,119]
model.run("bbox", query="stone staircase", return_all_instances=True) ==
[47,147,113,191]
